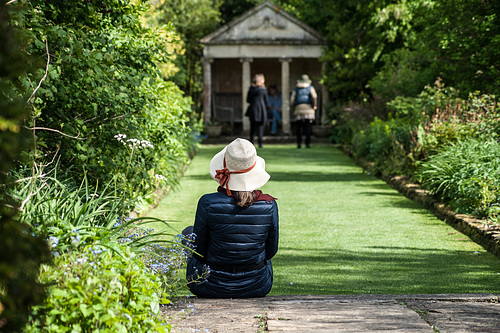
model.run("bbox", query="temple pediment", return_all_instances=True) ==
[201,1,326,45]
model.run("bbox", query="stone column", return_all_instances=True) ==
[240,58,253,133]
[202,58,213,124]
[321,62,330,124]
[280,58,292,135]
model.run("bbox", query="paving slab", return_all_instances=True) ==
[163,294,500,333]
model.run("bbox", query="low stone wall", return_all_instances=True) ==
[344,146,500,259]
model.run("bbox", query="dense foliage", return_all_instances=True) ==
[2,0,197,331]
[15,0,197,200]
[0,1,50,331]
[277,0,499,102]
[344,80,500,224]
[417,139,500,221]
[15,172,187,332]
[276,0,500,224]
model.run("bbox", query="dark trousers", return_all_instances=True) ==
[250,121,264,147]
[296,119,313,148]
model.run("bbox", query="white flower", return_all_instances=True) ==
[155,174,167,181]
[126,138,140,149]
[140,140,153,149]
[126,138,153,149]
[114,134,127,146]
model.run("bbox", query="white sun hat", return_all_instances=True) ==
[209,138,270,195]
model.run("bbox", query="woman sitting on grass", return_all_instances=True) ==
[184,138,279,298]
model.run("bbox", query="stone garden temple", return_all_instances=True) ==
[201,1,328,135]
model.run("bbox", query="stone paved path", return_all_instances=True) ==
[164,294,500,332]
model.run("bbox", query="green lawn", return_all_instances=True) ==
[148,144,500,295]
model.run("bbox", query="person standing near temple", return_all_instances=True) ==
[291,74,317,148]
[246,74,268,148]
[267,84,282,135]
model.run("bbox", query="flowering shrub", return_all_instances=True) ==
[25,244,171,333]
[140,235,188,298]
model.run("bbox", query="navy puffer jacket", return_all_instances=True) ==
[186,192,279,298]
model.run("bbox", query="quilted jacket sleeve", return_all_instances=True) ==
[265,201,279,260]
[192,197,209,262]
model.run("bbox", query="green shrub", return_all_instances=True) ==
[24,244,170,333]
[351,117,413,175]
[329,99,388,144]
[417,139,500,219]
[14,0,197,201]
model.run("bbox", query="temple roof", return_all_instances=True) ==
[201,1,327,45]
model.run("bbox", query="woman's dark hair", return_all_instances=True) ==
[232,190,257,208]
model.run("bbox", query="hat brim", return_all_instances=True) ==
[209,147,270,192]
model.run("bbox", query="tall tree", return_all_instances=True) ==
[219,0,256,23]
[422,0,500,96]
[280,0,401,102]
[370,0,500,98]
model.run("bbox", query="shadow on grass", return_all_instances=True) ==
[272,246,500,295]
[258,146,357,168]
[357,191,402,197]
[182,170,368,183]
[265,171,367,182]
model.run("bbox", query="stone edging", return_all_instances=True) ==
[341,145,500,259]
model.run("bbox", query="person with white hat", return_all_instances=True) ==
[184,138,279,298]
[291,74,318,148]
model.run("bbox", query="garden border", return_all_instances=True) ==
[340,145,500,259]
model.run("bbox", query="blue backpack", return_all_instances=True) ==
[294,86,312,106]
